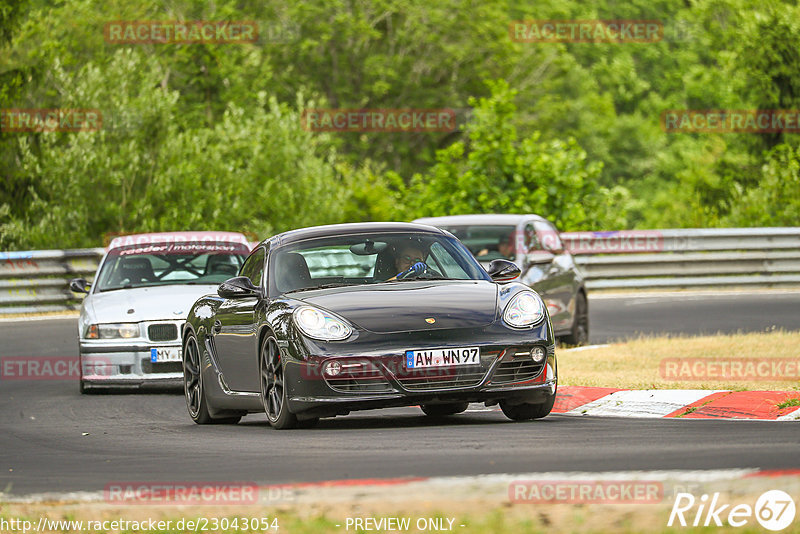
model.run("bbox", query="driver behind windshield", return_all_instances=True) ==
[385,243,427,281]
[477,232,515,260]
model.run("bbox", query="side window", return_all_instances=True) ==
[428,242,469,278]
[523,223,541,252]
[534,221,564,253]
[240,248,265,286]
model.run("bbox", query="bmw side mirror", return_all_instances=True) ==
[486,259,521,283]
[218,276,261,299]
[69,278,90,294]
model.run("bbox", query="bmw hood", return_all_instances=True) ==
[296,281,498,334]
[84,285,218,323]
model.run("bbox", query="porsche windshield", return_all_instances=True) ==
[95,242,249,292]
[269,232,491,295]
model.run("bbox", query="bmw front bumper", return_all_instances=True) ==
[79,341,183,389]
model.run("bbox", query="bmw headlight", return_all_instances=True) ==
[503,291,545,328]
[293,306,352,341]
[85,323,140,339]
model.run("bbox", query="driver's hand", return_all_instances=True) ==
[396,261,426,280]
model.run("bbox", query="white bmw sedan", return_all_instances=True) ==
[70,231,251,392]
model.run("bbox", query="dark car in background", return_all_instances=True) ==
[181,222,557,429]
[415,214,588,345]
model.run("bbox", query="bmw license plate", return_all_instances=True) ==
[150,347,182,363]
[405,347,480,369]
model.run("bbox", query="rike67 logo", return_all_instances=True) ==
[669,490,796,531]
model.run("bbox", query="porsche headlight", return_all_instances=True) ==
[503,291,545,328]
[85,323,140,339]
[293,306,352,341]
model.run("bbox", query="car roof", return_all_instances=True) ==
[261,222,448,247]
[107,231,250,250]
[413,214,549,226]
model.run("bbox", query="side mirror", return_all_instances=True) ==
[486,259,521,283]
[526,250,555,265]
[218,276,261,299]
[69,278,90,294]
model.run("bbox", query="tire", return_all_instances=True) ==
[183,333,241,425]
[563,292,589,346]
[78,355,88,394]
[78,381,101,394]
[500,392,556,421]
[260,336,299,430]
[420,402,469,417]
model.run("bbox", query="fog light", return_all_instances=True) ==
[324,361,341,377]
[530,346,546,363]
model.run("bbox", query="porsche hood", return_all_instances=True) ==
[296,281,499,334]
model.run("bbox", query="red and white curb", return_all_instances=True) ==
[552,386,800,420]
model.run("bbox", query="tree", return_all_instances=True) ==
[405,80,627,230]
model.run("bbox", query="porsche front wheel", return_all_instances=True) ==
[500,392,556,421]
[420,402,469,417]
[260,336,309,429]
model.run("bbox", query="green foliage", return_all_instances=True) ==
[406,80,619,230]
[0,0,27,45]
[1,0,800,250]
[725,143,800,226]
[3,50,181,248]
[0,50,366,248]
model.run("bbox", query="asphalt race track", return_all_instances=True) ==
[589,290,800,343]
[1,291,799,497]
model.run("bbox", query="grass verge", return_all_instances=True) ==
[559,330,800,391]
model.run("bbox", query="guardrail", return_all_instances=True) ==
[1,227,798,314]
[0,249,103,314]
[562,228,800,290]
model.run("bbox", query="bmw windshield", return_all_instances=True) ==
[95,242,249,292]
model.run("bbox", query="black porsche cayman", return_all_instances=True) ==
[181,222,557,429]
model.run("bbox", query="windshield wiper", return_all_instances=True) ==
[389,276,463,282]
[98,284,132,293]
[289,283,351,293]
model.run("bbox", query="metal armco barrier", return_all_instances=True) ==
[1,227,799,314]
[562,227,800,290]
[0,249,103,314]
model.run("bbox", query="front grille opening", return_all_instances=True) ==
[324,359,393,393]
[394,350,491,391]
[490,347,545,384]
[148,323,178,342]
[141,359,182,374]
